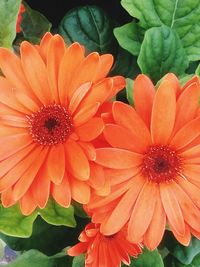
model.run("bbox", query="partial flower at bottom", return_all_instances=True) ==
[68,223,142,267]
[0,32,125,215]
[87,73,200,250]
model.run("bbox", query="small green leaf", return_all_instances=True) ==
[114,21,142,56]
[125,248,164,267]
[126,78,134,106]
[6,250,68,267]
[164,232,200,265]
[195,64,200,76]
[0,204,37,237]
[137,25,189,82]
[0,0,21,48]
[72,254,85,267]
[58,5,118,54]
[21,2,52,44]
[39,199,76,227]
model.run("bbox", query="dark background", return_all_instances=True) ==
[26,0,130,27]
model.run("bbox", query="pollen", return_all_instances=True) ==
[27,104,73,146]
[142,145,182,183]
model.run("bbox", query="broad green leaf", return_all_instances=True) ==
[0,216,87,256]
[21,2,51,44]
[195,64,200,76]
[73,202,88,218]
[58,5,118,54]
[164,232,200,265]
[0,204,37,237]
[114,21,142,56]
[39,199,76,227]
[111,46,140,78]
[72,254,85,267]
[137,25,189,82]
[126,78,134,105]
[121,0,200,61]
[6,250,69,267]
[0,0,21,48]
[125,248,164,267]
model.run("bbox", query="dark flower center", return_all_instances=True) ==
[142,145,182,183]
[27,104,73,145]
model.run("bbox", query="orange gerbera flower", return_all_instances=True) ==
[87,74,200,250]
[16,3,25,33]
[68,222,142,267]
[0,33,125,215]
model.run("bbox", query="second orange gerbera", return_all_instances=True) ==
[87,74,200,250]
[0,33,125,215]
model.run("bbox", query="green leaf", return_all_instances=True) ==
[164,232,200,265]
[73,202,88,218]
[121,0,200,61]
[0,216,88,256]
[39,199,76,228]
[114,21,142,56]
[72,254,85,267]
[21,2,51,44]
[195,64,200,76]
[6,250,69,267]
[125,248,164,267]
[126,78,134,105]
[0,204,37,238]
[111,46,140,78]
[137,25,189,82]
[58,5,118,54]
[0,0,21,48]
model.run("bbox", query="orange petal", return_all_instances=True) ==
[109,76,126,97]
[75,117,104,142]
[95,178,110,196]
[12,147,48,201]
[1,187,16,207]
[58,43,85,106]
[181,144,200,158]
[179,76,199,97]
[51,174,71,207]
[38,32,53,62]
[68,82,92,115]
[95,148,142,169]
[134,74,155,128]
[31,162,50,209]
[160,182,185,236]
[112,101,152,151]
[101,175,145,235]
[73,102,100,127]
[170,117,200,150]
[128,182,157,243]
[78,141,96,161]
[67,243,88,256]
[173,81,200,134]
[103,124,146,153]
[68,52,100,98]
[151,79,176,144]
[88,162,105,190]
[105,167,139,186]
[163,73,180,94]
[0,133,32,161]
[144,190,166,250]
[20,189,37,215]
[70,177,90,204]
[46,144,65,184]
[47,34,66,102]
[93,54,113,82]
[20,41,52,104]
[170,223,191,246]
[66,139,90,180]
[0,115,28,128]
[14,90,39,113]
[171,181,200,232]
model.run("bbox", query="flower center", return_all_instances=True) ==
[27,104,73,145]
[142,145,182,183]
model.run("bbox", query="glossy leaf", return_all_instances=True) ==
[72,254,85,267]
[126,78,134,105]
[0,204,37,238]
[58,5,118,54]
[0,0,21,48]
[137,25,189,82]
[39,199,76,227]
[21,2,52,43]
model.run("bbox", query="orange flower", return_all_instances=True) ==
[0,33,125,215]
[87,74,200,250]
[68,222,141,267]
[16,3,25,33]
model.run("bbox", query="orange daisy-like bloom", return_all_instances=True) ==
[0,33,125,215]
[68,222,142,267]
[16,3,25,33]
[87,74,200,250]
